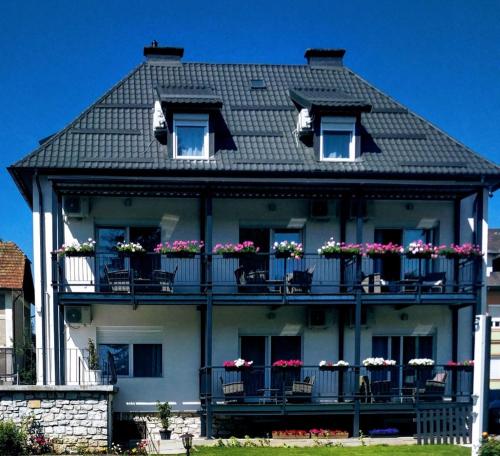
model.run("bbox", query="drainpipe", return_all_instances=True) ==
[35,173,47,384]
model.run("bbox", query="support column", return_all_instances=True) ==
[51,190,60,385]
[353,198,363,438]
[202,192,213,438]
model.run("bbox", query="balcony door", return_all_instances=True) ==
[240,335,301,397]
[239,227,302,279]
[96,226,160,289]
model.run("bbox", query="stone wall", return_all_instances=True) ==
[118,411,201,440]
[0,385,115,454]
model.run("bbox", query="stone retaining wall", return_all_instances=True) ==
[118,411,201,440]
[0,386,115,454]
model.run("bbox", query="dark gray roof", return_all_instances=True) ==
[156,85,223,107]
[289,88,372,112]
[10,57,500,180]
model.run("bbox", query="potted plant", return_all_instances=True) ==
[87,338,101,385]
[272,359,303,369]
[445,360,474,372]
[116,241,146,257]
[223,358,254,371]
[56,239,96,257]
[156,401,172,440]
[273,241,303,259]
[213,241,259,258]
[408,358,435,369]
[318,360,349,371]
[317,239,361,259]
[438,243,483,260]
[364,242,403,259]
[362,357,396,371]
[155,240,203,258]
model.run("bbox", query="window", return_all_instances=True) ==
[98,343,163,377]
[320,116,356,161]
[173,114,209,159]
[133,344,162,377]
[99,344,129,376]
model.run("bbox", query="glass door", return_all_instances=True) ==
[96,227,126,290]
[240,336,266,398]
[271,229,302,280]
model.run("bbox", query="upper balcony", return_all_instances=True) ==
[53,251,480,307]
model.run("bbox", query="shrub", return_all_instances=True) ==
[0,420,27,456]
[481,438,500,456]
[156,401,172,430]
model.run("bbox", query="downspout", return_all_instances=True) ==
[35,173,47,384]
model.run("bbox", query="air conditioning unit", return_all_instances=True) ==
[63,196,89,218]
[347,307,370,328]
[308,308,329,329]
[65,306,91,325]
[310,200,330,220]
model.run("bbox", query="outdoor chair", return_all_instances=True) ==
[361,273,387,294]
[371,380,392,402]
[358,375,372,403]
[287,266,315,294]
[152,266,178,293]
[285,375,315,402]
[105,266,131,293]
[220,376,245,403]
[421,272,446,293]
[416,371,448,402]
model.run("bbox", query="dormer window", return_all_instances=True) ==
[320,116,356,161]
[173,113,209,159]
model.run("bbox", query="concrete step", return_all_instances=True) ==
[158,439,185,454]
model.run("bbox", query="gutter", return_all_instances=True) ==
[35,173,47,384]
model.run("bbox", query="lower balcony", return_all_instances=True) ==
[54,253,479,306]
[200,364,473,415]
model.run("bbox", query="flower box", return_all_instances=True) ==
[312,432,349,439]
[445,364,473,372]
[214,241,260,258]
[273,241,303,259]
[116,242,146,256]
[272,360,303,369]
[271,431,310,439]
[319,365,348,372]
[56,239,96,257]
[164,252,196,259]
[64,251,95,258]
[223,359,253,371]
[318,239,361,258]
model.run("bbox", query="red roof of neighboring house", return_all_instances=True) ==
[0,242,33,296]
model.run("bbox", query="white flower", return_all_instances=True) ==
[408,358,434,366]
[335,360,349,367]
[319,360,327,367]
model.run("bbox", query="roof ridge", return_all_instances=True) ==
[345,66,500,174]
[12,62,147,167]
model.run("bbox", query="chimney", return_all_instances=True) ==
[144,41,184,62]
[305,48,345,67]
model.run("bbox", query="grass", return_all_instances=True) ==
[192,445,469,455]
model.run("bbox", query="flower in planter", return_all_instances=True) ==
[405,240,440,259]
[446,360,474,368]
[368,427,399,436]
[223,358,253,369]
[154,240,204,256]
[319,360,349,369]
[408,358,434,367]
[438,243,483,259]
[273,241,303,259]
[362,357,396,367]
[364,242,403,258]
[55,238,96,256]
[272,359,303,368]
[116,241,146,254]
[318,239,361,257]
[213,241,259,255]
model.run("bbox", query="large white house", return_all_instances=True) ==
[8,44,500,443]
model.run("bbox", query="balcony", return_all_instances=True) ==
[54,252,480,306]
[200,364,473,414]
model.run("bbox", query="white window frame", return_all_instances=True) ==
[173,113,209,160]
[320,116,356,162]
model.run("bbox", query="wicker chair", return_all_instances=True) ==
[285,375,315,402]
[152,266,178,293]
[220,377,245,403]
[105,266,131,293]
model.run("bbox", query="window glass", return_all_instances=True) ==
[176,125,205,157]
[133,344,162,377]
[322,130,351,159]
[99,344,129,376]
[96,227,126,287]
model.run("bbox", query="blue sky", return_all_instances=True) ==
[0,0,499,259]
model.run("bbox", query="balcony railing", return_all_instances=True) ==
[53,252,479,298]
[0,348,114,386]
[200,364,473,406]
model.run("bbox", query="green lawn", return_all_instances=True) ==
[193,445,469,455]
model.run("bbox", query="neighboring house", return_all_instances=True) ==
[8,44,500,441]
[0,242,34,381]
[487,229,500,389]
